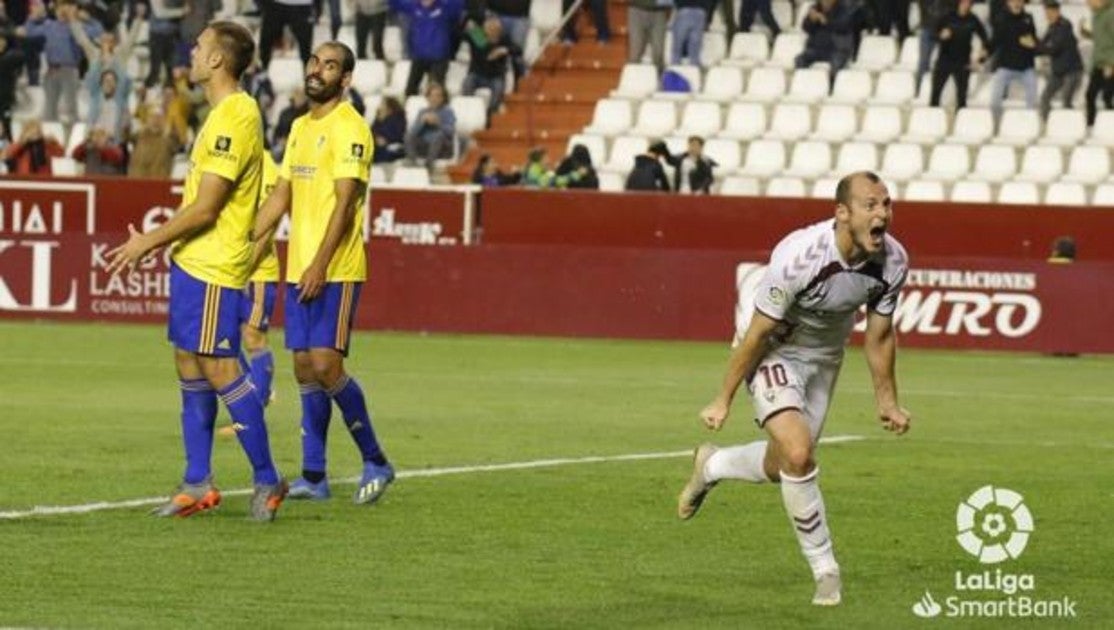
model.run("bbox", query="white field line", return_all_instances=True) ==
[0,435,867,520]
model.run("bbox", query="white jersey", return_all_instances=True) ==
[750,219,908,364]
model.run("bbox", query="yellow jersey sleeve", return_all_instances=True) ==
[278,119,298,181]
[251,151,282,283]
[327,115,373,182]
[195,100,258,183]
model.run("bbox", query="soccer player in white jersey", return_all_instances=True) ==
[677,171,912,606]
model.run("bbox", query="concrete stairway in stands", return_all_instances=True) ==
[447,1,629,183]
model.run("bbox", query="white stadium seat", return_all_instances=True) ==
[726,32,770,67]
[996,181,1040,205]
[605,135,648,173]
[698,66,745,102]
[633,100,678,137]
[854,35,898,72]
[872,71,916,106]
[833,141,879,173]
[1088,111,1114,146]
[971,145,1018,183]
[598,171,625,192]
[352,60,388,96]
[901,107,949,145]
[585,99,633,135]
[950,181,993,202]
[765,177,807,197]
[767,33,806,69]
[1062,146,1111,184]
[612,64,659,99]
[719,175,761,196]
[829,69,873,105]
[784,141,833,179]
[677,101,724,137]
[719,102,768,140]
[811,104,858,143]
[765,103,812,141]
[1092,183,1114,206]
[391,166,431,187]
[995,110,1041,147]
[1014,146,1064,184]
[703,138,743,171]
[879,143,924,182]
[269,58,303,94]
[858,106,902,143]
[902,180,947,201]
[949,108,995,145]
[701,32,729,66]
[738,139,786,177]
[1042,110,1087,147]
[452,96,488,136]
[921,144,971,182]
[785,68,830,104]
[1044,182,1088,206]
[811,177,840,199]
[741,67,786,102]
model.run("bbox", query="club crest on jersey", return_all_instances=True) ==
[317,135,326,148]
[351,143,365,158]
[214,135,232,152]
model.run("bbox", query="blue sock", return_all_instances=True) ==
[299,382,332,478]
[218,374,279,485]
[328,375,388,466]
[249,349,275,405]
[180,378,217,484]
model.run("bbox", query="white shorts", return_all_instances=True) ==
[748,352,841,443]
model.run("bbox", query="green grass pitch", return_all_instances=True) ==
[0,320,1111,628]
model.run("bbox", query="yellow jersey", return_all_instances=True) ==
[281,102,373,283]
[250,151,282,282]
[171,91,264,288]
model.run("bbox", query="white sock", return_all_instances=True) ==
[703,441,771,484]
[780,467,839,579]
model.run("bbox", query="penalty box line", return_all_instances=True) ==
[0,435,866,520]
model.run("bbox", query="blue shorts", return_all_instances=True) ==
[284,281,362,356]
[168,263,243,357]
[240,281,279,332]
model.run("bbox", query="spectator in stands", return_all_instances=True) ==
[555,143,600,190]
[870,0,910,39]
[259,0,315,68]
[472,153,522,186]
[85,69,130,141]
[561,0,611,44]
[0,31,25,133]
[989,0,1038,122]
[1036,1,1083,119]
[627,0,669,70]
[179,0,221,66]
[390,0,463,96]
[488,0,530,53]
[355,0,389,59]
[916,0,952,91]
[405,82,456,168]
[672,136,715,194]
[72,126,126,175]
[1084,0,1114,126]
[70,3,143,136]
[18,0,103,123]
[671,0,714,66]
[128,109,179,178]
[930,0,988,108]
[372,96,407,163]
[3,118,65,174]
[271,87,309,161]
[625,139,671,192]
[739,0,781,40]
[145,0,186,87]
[164,66,199,146]
[796,0,855,83]
[462,16,522,121]
[315,0,343,40]
[522,146,555,186]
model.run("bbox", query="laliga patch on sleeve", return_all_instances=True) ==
[214,135,232,152]
[351,143,365,158]
[767,286,787,306]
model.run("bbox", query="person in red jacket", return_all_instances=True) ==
[3,119,64,174]
[71,126,126,175]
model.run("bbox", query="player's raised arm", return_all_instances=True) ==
[297,177,364,302]
[701,310,782,431]
[863,310,911,435]
[106,172,235,274]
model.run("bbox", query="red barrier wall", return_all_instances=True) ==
[479,189,1114,261]
[3,178,1113,353]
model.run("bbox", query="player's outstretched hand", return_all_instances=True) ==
[879,406,912,435]
[105,224,150,276]
[297,262,327,302]
[700,398,730,431]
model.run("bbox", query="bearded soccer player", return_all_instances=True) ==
[107,21,287,521]
[677,171,912,605]
[252,41,394,505]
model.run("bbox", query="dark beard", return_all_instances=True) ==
[305,80,343,103]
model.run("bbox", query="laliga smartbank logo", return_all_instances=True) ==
[911,485,1077,620]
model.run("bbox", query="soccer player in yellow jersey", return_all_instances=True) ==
[252,41,393,505]
[241,152,281,405]
[106,21,288,521]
